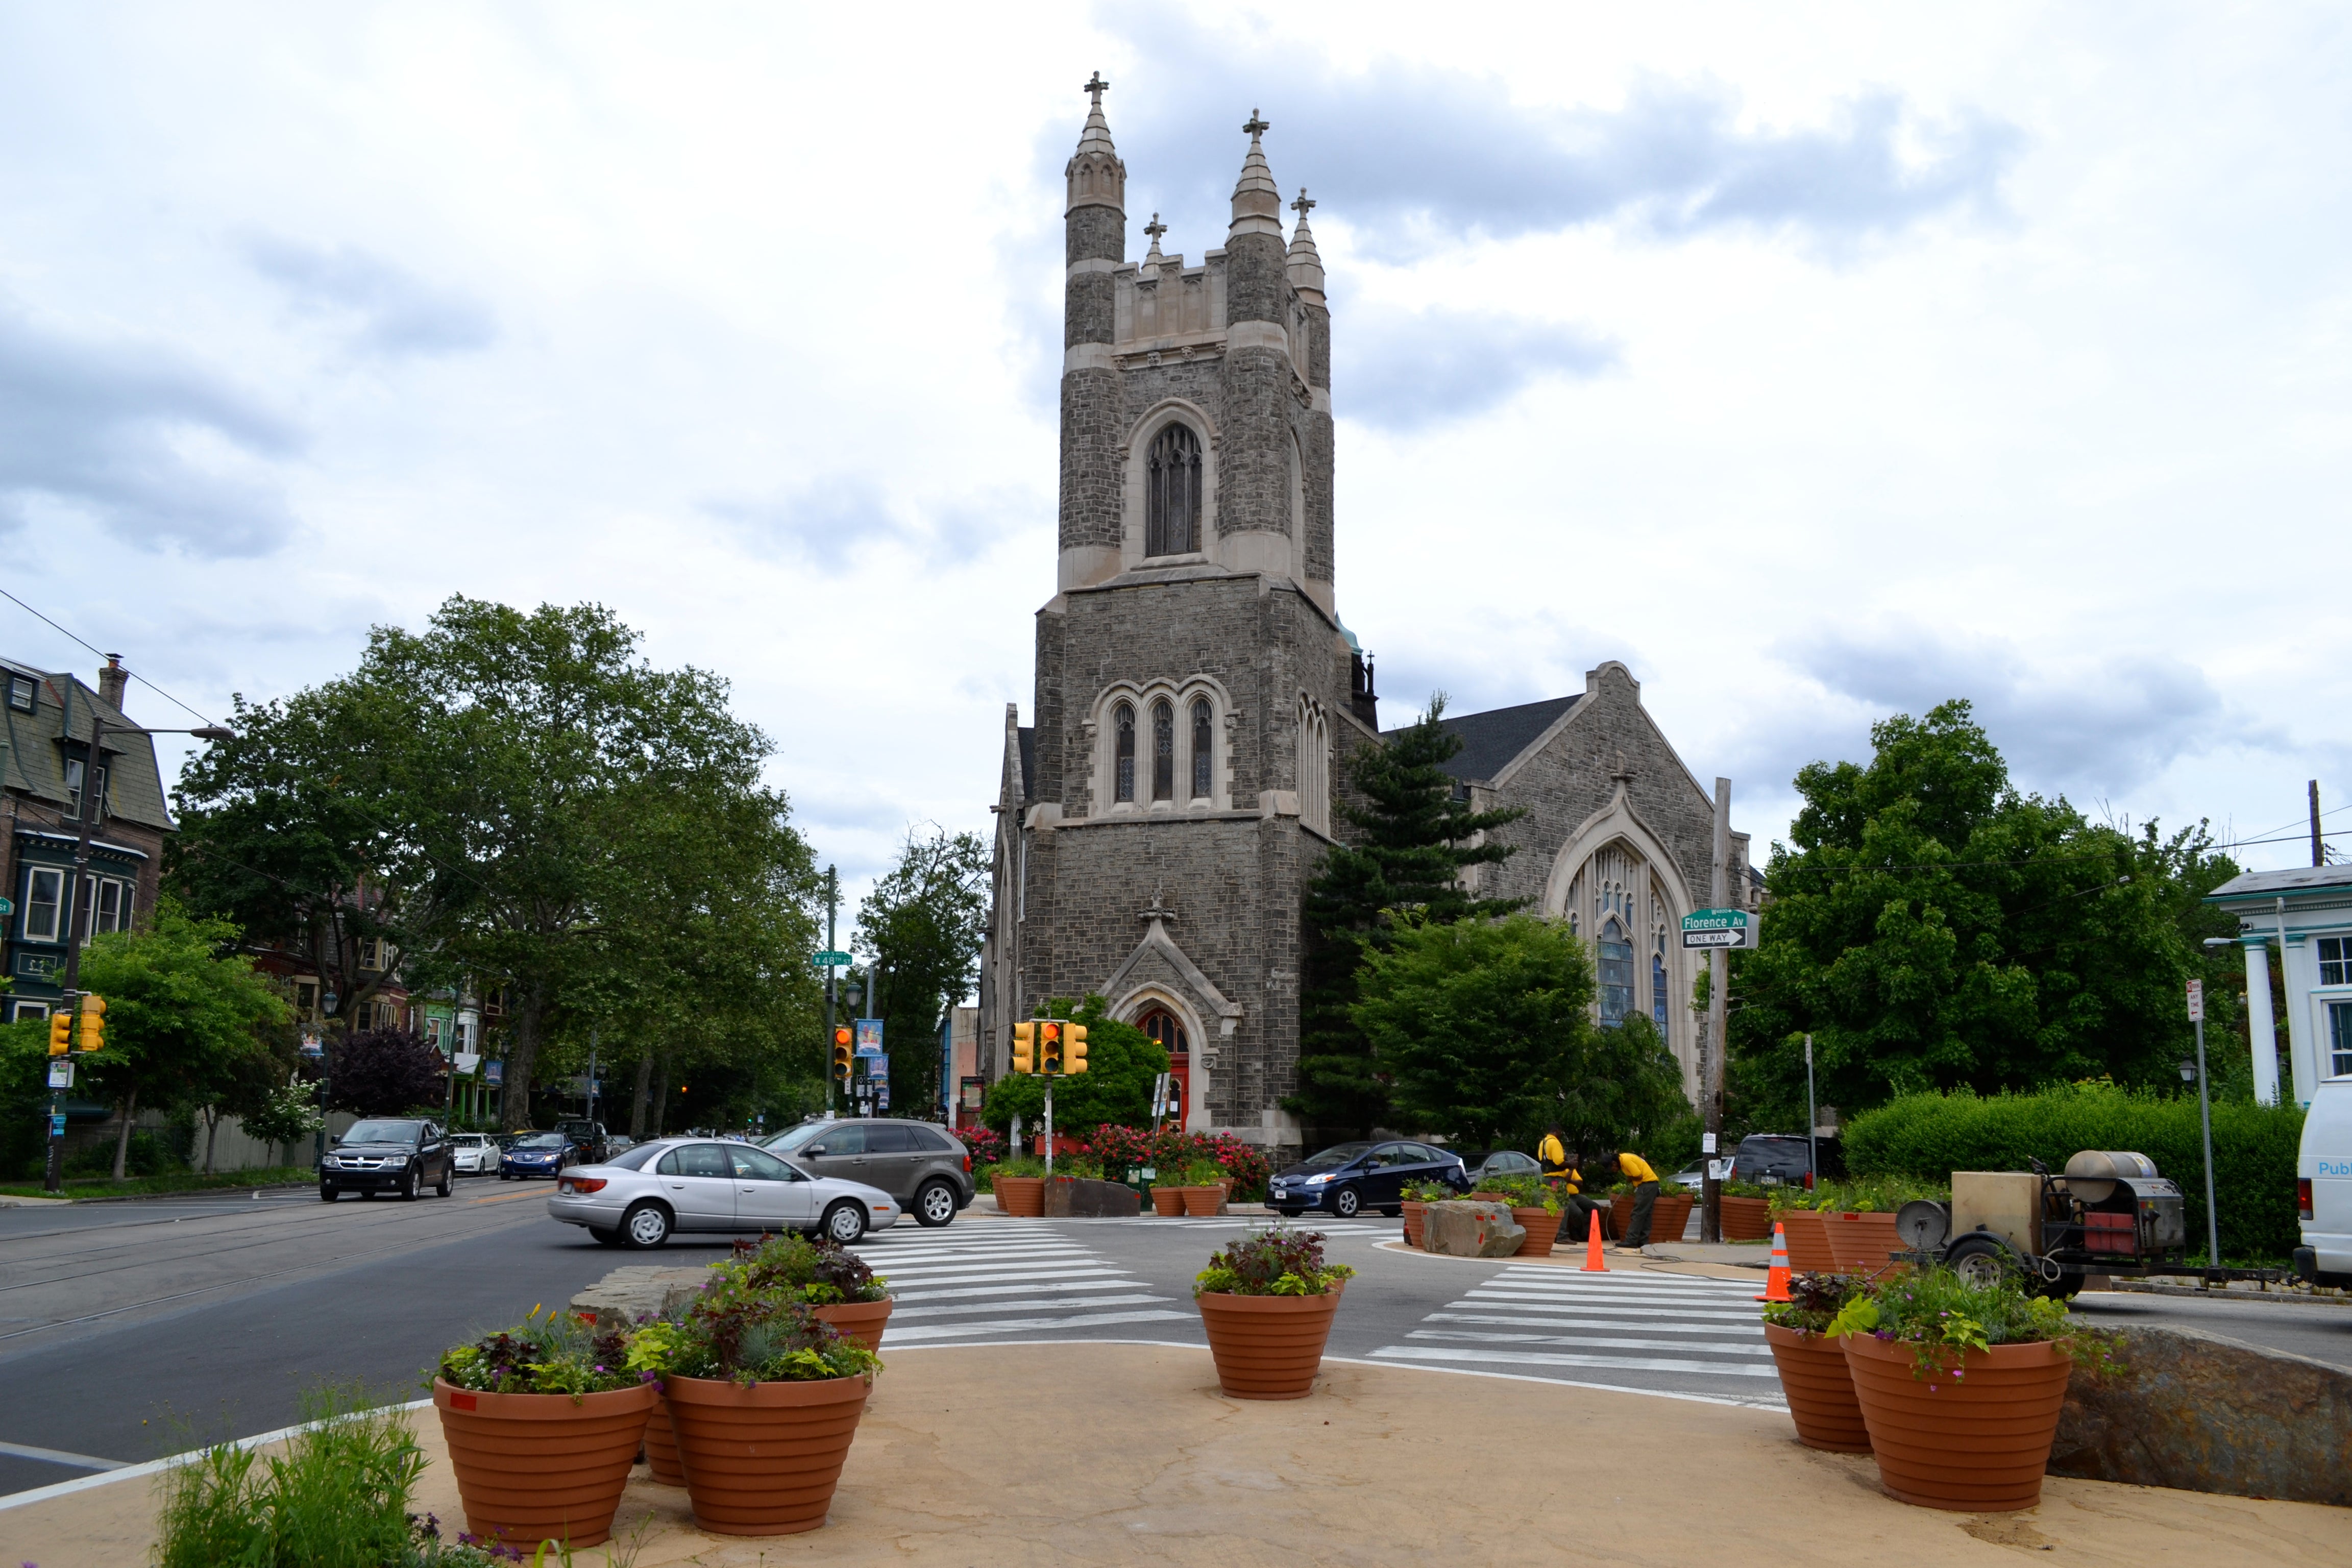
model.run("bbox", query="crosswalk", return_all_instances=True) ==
[1365,1265,1783,1403]
[855,1222,1195,1345]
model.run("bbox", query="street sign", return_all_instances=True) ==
[50,1113,66,1137]
[813,950,852,967]
[1681,908,1759,949]
[47,1059,73,1090]
[0,897,13,915]
[2186,978,2203,1023]
[853,1019,884,1056]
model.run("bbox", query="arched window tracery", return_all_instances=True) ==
[1145,424,1202,557]
[1191,699,1213,799]
[1598,915,1633,1027]
[1114,702,1136,803]
[1150,700,1175,801]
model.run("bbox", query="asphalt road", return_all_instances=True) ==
[4,1188,2347,1504]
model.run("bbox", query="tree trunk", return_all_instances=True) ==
[202,1107,220,1175]
[111,1086,139,1180]
[649,1056,669,1138]
[498,985,547,1133]
[629,1051,653,1139]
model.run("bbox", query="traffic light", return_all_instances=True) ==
[1040,1020,1063,1074]
[75,995,105,1053]
[1011,1021,1035,1075]
[48,1011,72,1056]
[832,1026,853,1084]
[1063,1023,1088,1075]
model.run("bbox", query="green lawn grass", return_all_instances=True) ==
[0,1165,316,1200]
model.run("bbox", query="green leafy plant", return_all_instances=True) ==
[155,1385,424,1568]
[631,1281,879,1388]
[1400,1180,1454,1203]
[1759,1271,1869,1336]
[719,1232,888,1305]
[1824,1266,2122,1381]
[974,1154,1045,1191]
[1480,1173,1562,1212]
[1178,1158,1227,1187]
[1194,1226,1356,1298]
[435,1306,638,1399]
[1769,1174,1952,1214]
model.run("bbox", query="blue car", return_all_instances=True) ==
[1267,1139,1471,1219]
[500,1132,580,1180]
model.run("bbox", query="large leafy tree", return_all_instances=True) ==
[855,826,989,1116]
[1287,697,1526,1136]
[1727,700,2242,1126]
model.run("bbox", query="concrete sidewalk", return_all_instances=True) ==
[7,1342,2340,1566]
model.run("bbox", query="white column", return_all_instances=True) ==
[2282,933,2318,1109]
[2243,938,2281,1107]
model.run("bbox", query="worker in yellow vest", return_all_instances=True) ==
[1613,1150,1661,1251]
[1538,1124,1606,1244]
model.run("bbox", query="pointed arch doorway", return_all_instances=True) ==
[1135,1005,1189,1124]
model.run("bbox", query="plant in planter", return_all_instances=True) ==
[432,1307,656,1549]
[628,1287,881,1536]
[722,1233,894,1350]
[1480,1173,1565,1257]
[1827,1267,2119,1511]
[1398,1179,1452,1246]
[1192,1227,1355,1399]
[1759,1272,1872,1452]
[1717,1179,1776,1241]
[1178,1157,1229,1215]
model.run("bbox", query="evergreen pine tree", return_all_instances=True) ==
[1285,696,1527,1136]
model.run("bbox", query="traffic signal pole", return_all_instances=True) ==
[823,865,838,1118]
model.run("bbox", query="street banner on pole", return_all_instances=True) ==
[854,1019,885,1056]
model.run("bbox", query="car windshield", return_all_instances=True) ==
[764,1123,828,1154]
[342,1120,421,1145]
[1299,1142,1371,1170]
[514,1133,562,1149]
[606,1143,664,1171]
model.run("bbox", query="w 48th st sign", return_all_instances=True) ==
[1681,908,1759,949]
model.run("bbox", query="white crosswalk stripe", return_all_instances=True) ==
[1366,1266,1783,1392]
[851,1222,1193,1345]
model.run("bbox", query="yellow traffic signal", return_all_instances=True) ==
[75,995,105,1054]
[1063,1023,1088,1075]
[831,1026,853,1084]
[1011,1021,1035,1075]
[1040,1020,1063,1074]
[48,1011,72,1056]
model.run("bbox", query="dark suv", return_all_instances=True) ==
[1268,1140,1471,1219]
[763,1118,973,1227]
[553,1119,610,1164]
[321,1118,455,1201]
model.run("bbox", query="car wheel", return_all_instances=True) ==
[436,1167,452,1198]
[1945,1234,2013,1289]
[318,1184,337,1203]
[822,1200,867,1245]
[397,1166,418,1202]
[1331,1184,1362,1219]
[590,1227,625,1247]
[914,1180,958,1229]
[620,1201,672,1249]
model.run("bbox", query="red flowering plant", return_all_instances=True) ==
[958,1125,1007,1169]
[1072,1126,1272,1197]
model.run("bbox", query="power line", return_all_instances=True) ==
[0,583,222,728]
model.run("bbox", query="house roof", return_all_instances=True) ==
[2204,864,2352,902]
[1384,695,1581,784]
[0,661,174,835]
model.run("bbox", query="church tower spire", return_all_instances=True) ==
[1059,71,1127,589]
[1289,188,1334,604]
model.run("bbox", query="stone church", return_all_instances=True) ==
[978,85,1759,1159]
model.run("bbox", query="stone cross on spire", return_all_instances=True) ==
[1085,71,1109,109]
[1243,108,1269,139]
[1291,188,1315,219]
[1142,212,1167,261]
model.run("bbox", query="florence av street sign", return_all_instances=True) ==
[1681,908,1759,949]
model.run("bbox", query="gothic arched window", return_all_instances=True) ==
[1114,702,1136,803]
[1598,917,1633,1027]
[1151,700,1175,800]
[1136,1006,1188,1058]
[1145,423,1202,556]
[1191,699,1213,799]
[1652,940,1669,1027]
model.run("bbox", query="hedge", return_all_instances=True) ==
[1844,1083,2305,1264]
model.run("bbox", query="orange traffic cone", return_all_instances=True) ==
[1755,1221,1792,1303]
[1581,1208,1607,1272]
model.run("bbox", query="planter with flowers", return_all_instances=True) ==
[1193,1226,1355,1399]
[433,1307,657,1549]
[1827,1266,2118,1512]
[1480,1174,1564,1258]
[1175,1158,1229,1216]
[1759,1272,1871,1452]
[723,1232,894,1351]
[627,1286,883,1536]
[1718,1180,1776,1242]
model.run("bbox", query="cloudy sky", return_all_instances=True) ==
[3,4,2347,903]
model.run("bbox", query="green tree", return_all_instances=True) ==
[980,996,1169,1137]
[855,826,989,1116]
[1727,700,2242,1127]
[77,902,290,1178]
[1288,696,1527,1136]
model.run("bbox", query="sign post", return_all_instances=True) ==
[2188,978,2220,1266]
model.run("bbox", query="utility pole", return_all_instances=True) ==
[2313,779,2325,868]
[1700,776,1730,1244]
[2188,978,2220,1267]
[823,865,838,1118]
[1804,1034,1818,1193]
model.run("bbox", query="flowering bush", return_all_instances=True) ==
[1759,1271,1868,1337]
[1077,1126,1271,1198]
[720,1232,888,1304]
[436,1306,636,1399]
[957,1124,1006,1168]
[1825,1266,2120,1381]
[1194,1226,1355,1297]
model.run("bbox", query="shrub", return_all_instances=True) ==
[720,1232,888,1305]
[628,1292,877,1388]
[1769,1174,1952,1215]
[973,1154,1045,1192]
[1194,1226,1355,1297]
[955,1124,1005,1168]
[1827,1266,2121,1381]
[1760,1272,1869,1336]
[155,1386,423,1568]
[436,1307,638,1398]
[1844,1083,2304,1262]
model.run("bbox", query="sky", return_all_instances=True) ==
[3,3,2348,910]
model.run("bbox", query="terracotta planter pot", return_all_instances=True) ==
[664,1371,873,1536]
[1150,1186,1186,1217]
[1841,1333,2072,1512]
[433,1378,656,1549]
[1510,1207,1558,1257]
[811,1296,893,1353]
[1777,1209,1837,1272]
[1181,1186,1221,1216]
[993,1176,1044,1217]
[1401,1200,1426,1247]
[1763,1325,1870,1453]
[1825,1210,1906,1279]
[1720,1194,1775,1242]
[642,1396,686,1487]
[1608,1192,1693,1247]
[1195,1289,1343,1399]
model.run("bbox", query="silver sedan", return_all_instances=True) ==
[547,1136,900,1249]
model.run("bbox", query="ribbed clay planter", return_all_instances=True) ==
[1720,1194,1775,1242]
[1150,1186,1186,1217]
[642,1397,686,1486]
[1762,1326,1870,1452]
[811,1296,893,1353]
[1511,1208,1558,1257]
[1777,1209,1837,1271]
[433,1378,657,1549]
[1196,1288,1343,1399]
[1609,1192,1694,1248]
[1825,1211,1906,1279]
[665,1372,873,1535]
[1841,1333,2072,1512]
[1182,1186,1221,1217]
[1401,1200,1426,1247]
[993,1176,1044,1217]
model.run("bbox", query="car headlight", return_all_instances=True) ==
[1305,1172,1333,1185]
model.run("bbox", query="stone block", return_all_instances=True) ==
[2048,1322,2352,1506]
[569,1265,711,1328]
[1042,1176,1143,1217]
[1423,1200,1524,1258]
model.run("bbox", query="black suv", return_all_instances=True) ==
[321,1118,456,1201]
[763,1118,974,1227]
[553,1119,610,1164]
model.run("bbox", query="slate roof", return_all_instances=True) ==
[0,659,174,834]
[2204,864,2352,901]
[1384,695,1581,785]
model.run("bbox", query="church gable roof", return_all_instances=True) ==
[1385,695,1581,785]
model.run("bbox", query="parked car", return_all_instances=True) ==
[1728,1133,1843,1186]
[449,1133,500,1175]
[2297,1074,2352,1289]
[320,1118,455,1202]
[552,1119,610,1164]
[1464,1149,1541,1187]
[546,1136,902,1248]
[762,1118,973,1228]
[1267,1140,1469,1219]
[501,1131,585,1180]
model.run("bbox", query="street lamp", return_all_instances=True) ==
[43,715,233,1193]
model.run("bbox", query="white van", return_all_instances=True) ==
[2296,1075,2352,1288]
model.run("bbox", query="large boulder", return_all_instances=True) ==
[569,1265,709,1328]
[1042,1176,1142,1218]
[1423,1200,1524,1258]
[2048,1321,2352,1506]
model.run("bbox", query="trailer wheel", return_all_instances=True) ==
[2035,1271,2085,1301]
[1945,1234,2014,1288]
